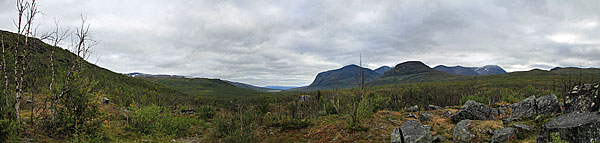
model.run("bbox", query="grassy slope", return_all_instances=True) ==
[0,30,195,107]
[137,77,270,98]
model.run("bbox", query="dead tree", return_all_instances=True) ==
[12,0,39,121]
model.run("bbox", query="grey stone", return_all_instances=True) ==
[512,123,535,131]
[453,120,474,142]
[491,127,517,143]
[536,94,561,116]
[400,120,433,143]
[565,84,600,113]
[423,125,432,131]
[100,97,110,104]
[391,127,403,143]
[419,112,432,122]
[537,112,600,143]
[406,113,418,119]
[426,105,442,111]
[444,110,452,118]
[451,100,497,123]
[508,95,536,121]
[406,105,419,112]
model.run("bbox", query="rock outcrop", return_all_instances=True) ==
[512,124,535,131]
[400,120,433,143]
[536,94,561,116]
[426,105,442,111]
[390,127,403,143]
[537,112,600,142]
[564,84,600,113]
[453,120,474,142]
[419,112,432,122]
[451,100,497,123]
[491,128,517,143]
[406,105,419,112]
[508,96,536,121]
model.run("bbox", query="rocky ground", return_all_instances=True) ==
[389,83,600,143]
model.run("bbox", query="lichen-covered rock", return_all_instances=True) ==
[390,127,403,143]
[400,120,433,143]
[423,125,432,131]
[512,123,535,131]
[453,120,474,142]
[426,105,442,111]
[419,112,432,122]
[536,94,561,116]
[565,83,600,113]
[406,113,418,119]
[444,110,452,118]
[508,95,536,121]
[537,112,600,143]
[451,100,497,123]
[406,105,419,112]
[491,127,517,143]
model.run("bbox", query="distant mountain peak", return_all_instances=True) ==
[382,61,435,77]
[124,72,186,78]
[374,66,392,75]
[433,64,507,76]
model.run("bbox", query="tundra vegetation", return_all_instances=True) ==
[2,0,600,142]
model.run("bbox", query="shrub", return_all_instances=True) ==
[323,100,338,114]
[197,105,217,120]
[0,119,21,142]
[460,95,489,105]
[129,105,161,134]
[160,116,203,136]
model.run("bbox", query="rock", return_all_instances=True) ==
[181,109,195,114]
[508,95,536,121]
[451,100,497,123]
[400,120,433,143]
[418,112,432,122]
[537,112,600,143]
[432,135,447,142]
[565,84,600,113]
[426,105,442,111]
[406,113,418,119]
[423,125,432,131]
[390,127,403,143]
[497,106,508,117]
[536,94,561,116]
[453,120,474,142]
[512,123,535,131]
[491,127,517,143]
[406,105,419,112]
[100,97,110,104]
[444,110,452,118]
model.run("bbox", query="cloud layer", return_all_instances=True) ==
[0,0,599,86]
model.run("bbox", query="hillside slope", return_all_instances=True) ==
[292,64,380,91]
[0,30,196,107]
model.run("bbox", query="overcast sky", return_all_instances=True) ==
[1,0,599,86]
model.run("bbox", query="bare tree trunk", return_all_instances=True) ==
[1,32,7,109]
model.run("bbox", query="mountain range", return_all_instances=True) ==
[433,65,507,76]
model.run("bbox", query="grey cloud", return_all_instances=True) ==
[1,0,599,86]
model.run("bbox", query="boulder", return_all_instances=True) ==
[426,105,442,111]
[453,120,474,142]
[564,84,600,113]
[536,94,561,116]
[390,127,403,143]
[451,100,497,123]
[406,105,419,112]
[423,125,432,131]
[444,110,452,118]
[508,96,536,121]
[537,112,600,143]
[491,127,517,143]
[418,112,432,122]
[400,120,433,143]
[100,97,110,104]
[512,124,535,131]
[406,113,418,119]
